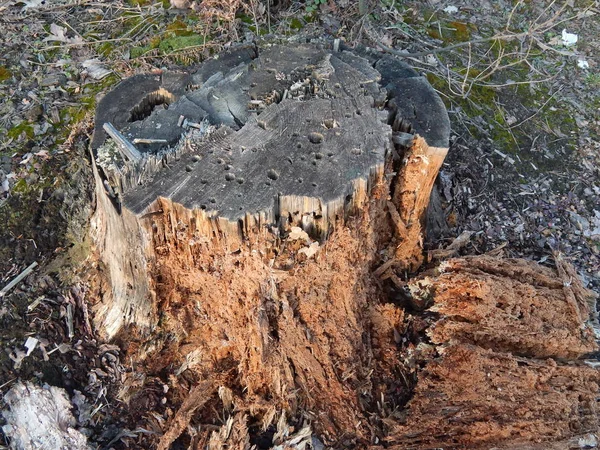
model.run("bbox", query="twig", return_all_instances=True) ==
[374,30,533,58]
[40,37,132,51]
[508,87,562,130]
[66,303,74,339]
[0,262,38,298]
[133,138,168,144]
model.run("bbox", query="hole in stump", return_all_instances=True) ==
[128,88,176,122]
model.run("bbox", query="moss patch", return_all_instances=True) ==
[159,34,207,52]
[0,66,11,82]
[427,67,578,175]
[7,122,35,140]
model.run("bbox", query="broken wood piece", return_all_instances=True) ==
[132,138,169,145]
[390,256,599,449]
[387,200,408,237]
[65,303,74,339]
[0,261,38,298]
[2,382,89,449]
[103,122,142,162]
[428,230,473,260]
[389,136,448,271]
[156,379,217,450]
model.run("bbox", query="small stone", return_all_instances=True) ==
[39,73,67,87]
[24,104,44,122]
[308,132,324,144]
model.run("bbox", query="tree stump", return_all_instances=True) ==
[85,42,599,449]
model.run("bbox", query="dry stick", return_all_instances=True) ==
[132,138,168,144]
[509,87,562,130]
[374,31,532,59]
[41,37,132,51]
[0,262,38,298]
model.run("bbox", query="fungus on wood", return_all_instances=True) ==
[86,42,600,449]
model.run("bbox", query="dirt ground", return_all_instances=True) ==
[0,0,599,448]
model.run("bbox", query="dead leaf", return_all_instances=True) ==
[81,59,112,80]
[44,23,84,45]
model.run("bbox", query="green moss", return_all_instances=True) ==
[98,42,115,57]
[7,123,34,140]
[237,13,253,25]
[428,20,477,43]
[585,73,600,86]
[166,19,194,36]
[0,66,11,82]
[159,34,207,53]
[427,68,579,173]
[450,21,475,41]
[289,17,304,30]
[54,75,118,144]
[11,178,28,193]
[131,35,162,58]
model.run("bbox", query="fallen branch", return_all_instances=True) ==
[103,122,142,162]
[428,230,473,260]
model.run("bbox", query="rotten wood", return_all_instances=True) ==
[81,41,599,450]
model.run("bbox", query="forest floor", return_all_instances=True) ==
[0,0,599,448]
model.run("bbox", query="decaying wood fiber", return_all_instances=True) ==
[117,175,393,446]
[388,256,599,449]
[87,133,600,449]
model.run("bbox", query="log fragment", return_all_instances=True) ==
[1,382,89,450]
[388,256,599,449]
